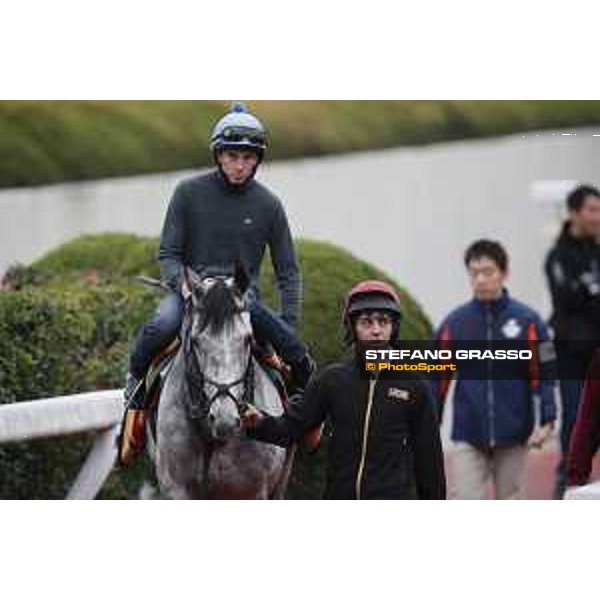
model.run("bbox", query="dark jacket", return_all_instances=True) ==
[431,290,556,448]
[568,349,600,485]
[545,222,600,377]
[158,170,302,328]
[249,354,446,500]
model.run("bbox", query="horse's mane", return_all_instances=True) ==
[201,280,238,334]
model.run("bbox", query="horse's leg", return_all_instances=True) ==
[156,409,206,499]
[157,439,207,499]
[156,359,207,499]
[156,436,205,499]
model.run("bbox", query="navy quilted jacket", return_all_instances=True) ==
[431,290,556,448]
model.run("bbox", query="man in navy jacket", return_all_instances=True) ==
[432,240,556,499]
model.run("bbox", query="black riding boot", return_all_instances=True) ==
[118,371,149,468]
[124,372,147,409]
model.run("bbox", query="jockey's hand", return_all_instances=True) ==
[528,421,555,449]
[241,405,264,429]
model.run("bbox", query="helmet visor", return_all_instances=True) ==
[347,295,401,317]
[219,126,267,148]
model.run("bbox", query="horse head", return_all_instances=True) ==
[183,263,254,442]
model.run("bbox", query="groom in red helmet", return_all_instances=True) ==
[243,280,446,499]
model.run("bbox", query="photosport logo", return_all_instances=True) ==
[354,339,600,381]
[361,345,534,377]
[364,351,459,374]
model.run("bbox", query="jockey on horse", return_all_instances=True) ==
[119,102,315,464]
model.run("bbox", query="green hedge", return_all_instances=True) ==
[2,100,600,188]
[27,233,432,364]
[0,282,157,498]
[0,234,431,499]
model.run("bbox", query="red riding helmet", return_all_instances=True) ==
[343,280,402,344]
[344,280,402,320]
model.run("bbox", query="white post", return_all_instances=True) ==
[66,424,121,500]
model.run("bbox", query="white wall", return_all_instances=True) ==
[1,127,599,324]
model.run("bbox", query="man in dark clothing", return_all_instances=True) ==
[545,184,600,498]
[243,280,446,500]
[119,103,314,462]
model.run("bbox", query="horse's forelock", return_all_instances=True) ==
[200,280,238,334]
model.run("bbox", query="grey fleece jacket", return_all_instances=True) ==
[158,170,302,328]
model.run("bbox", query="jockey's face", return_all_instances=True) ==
[217,149,260,186]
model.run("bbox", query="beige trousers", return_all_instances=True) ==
[451,442,528,500]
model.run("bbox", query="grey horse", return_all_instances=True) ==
[155,266,294,499]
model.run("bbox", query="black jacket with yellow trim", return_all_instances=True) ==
[249,354,446,500]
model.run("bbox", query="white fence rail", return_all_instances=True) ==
[0,390,124,499]
[3,390,599,500]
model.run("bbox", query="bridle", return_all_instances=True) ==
[182,282,255,430]
[185,334,255,421]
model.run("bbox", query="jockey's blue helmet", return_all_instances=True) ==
[210,102,268,160]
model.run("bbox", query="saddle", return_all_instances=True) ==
[117,339,322,468]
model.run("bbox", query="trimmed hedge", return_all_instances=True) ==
[27,234,432,364]
[0,234,431,499]
[2,100,600,188]
[0,282,158,498]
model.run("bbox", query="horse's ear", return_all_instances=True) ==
[234,261,250,295]
[184,267,204,295]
